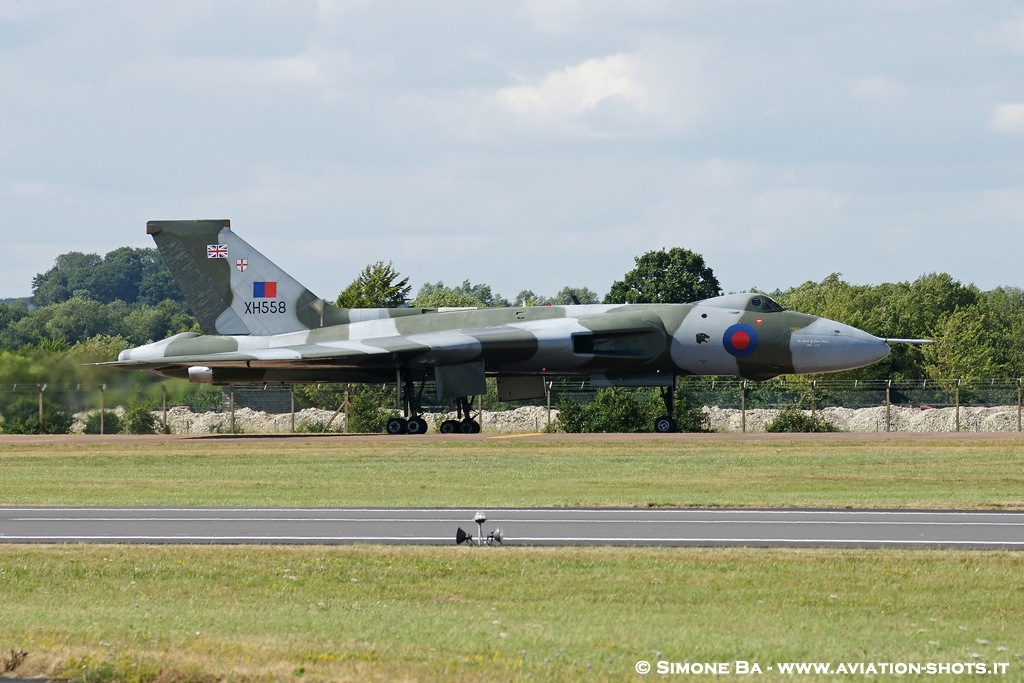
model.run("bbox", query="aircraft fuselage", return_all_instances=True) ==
[119,293,890,386]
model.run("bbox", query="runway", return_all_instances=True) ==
[1,507,1023,549]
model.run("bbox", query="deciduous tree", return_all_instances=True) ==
[336,261,411,308]
[604,248,721,304]
[412,280,509,308]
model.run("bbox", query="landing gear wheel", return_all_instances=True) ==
[655,379,680,434]
[654,415,677,433]
[440,419,460,434]
[459,419,481,434]
[385,417,408,435]
[406,417,429,435]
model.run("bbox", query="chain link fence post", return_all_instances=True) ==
[1018,378,1022,433]
[885,380,891,433]
[741,380,747,433]
[955,379,961,433]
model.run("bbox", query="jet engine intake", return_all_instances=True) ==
[187,366,214,384]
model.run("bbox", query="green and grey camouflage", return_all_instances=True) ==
[110,220,896,434]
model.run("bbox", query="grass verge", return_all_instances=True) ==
[1,545,1022,682]
[0,436,1022,508]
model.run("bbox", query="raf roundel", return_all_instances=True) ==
[723,323,758,358]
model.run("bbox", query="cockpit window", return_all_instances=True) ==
[747,295,786,312]
[699,293,788,312]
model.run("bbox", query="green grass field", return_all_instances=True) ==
[0,435,1022,509]
[1,435,1022,681]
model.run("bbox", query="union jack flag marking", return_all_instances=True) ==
[236,259,248,272]
[207,244,228,258]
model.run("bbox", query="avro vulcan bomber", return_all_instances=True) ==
[111,220,902,434]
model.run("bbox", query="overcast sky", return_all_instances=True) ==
[3,1,1024,302]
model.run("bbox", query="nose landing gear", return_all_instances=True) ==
[653,382,678,433]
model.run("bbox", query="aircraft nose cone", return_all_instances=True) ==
[790,318,890,373]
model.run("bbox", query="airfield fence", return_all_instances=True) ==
[550,377,1024,411]
[1,377,1022,434]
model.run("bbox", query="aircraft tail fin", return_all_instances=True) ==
[147,219,339,335]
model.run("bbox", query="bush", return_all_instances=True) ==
[556,388,661,433]
[554,397,588,433]
[121,401,157,434]
[348,385,399,434]
[587,388,661,433]
[673,395,711,433]
[556,388,712,433]
[83,410,121,434]
[181,388,222,412]
[765,408,839,433]
[0,396,73,434]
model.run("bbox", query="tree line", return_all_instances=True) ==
[1,244,1022,386]
[772,272,1024,381]
[2,247,193,350]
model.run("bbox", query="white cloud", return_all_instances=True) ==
[494,53,657,120]
[489,40,714,137]
[989,103,1024,134]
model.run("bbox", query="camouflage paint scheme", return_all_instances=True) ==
[109,220,892,431]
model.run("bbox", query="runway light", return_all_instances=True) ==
[455,512,505,547]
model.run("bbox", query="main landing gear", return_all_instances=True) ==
[385,372,429,435]
[385,370,480,435]
[439,396,481,434]
[385,415,429,435]
[654,382,678,433]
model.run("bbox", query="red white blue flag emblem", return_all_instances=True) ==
[207,244,228,258]
[253,281,277,298]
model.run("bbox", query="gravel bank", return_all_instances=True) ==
[69,404,1024,434]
